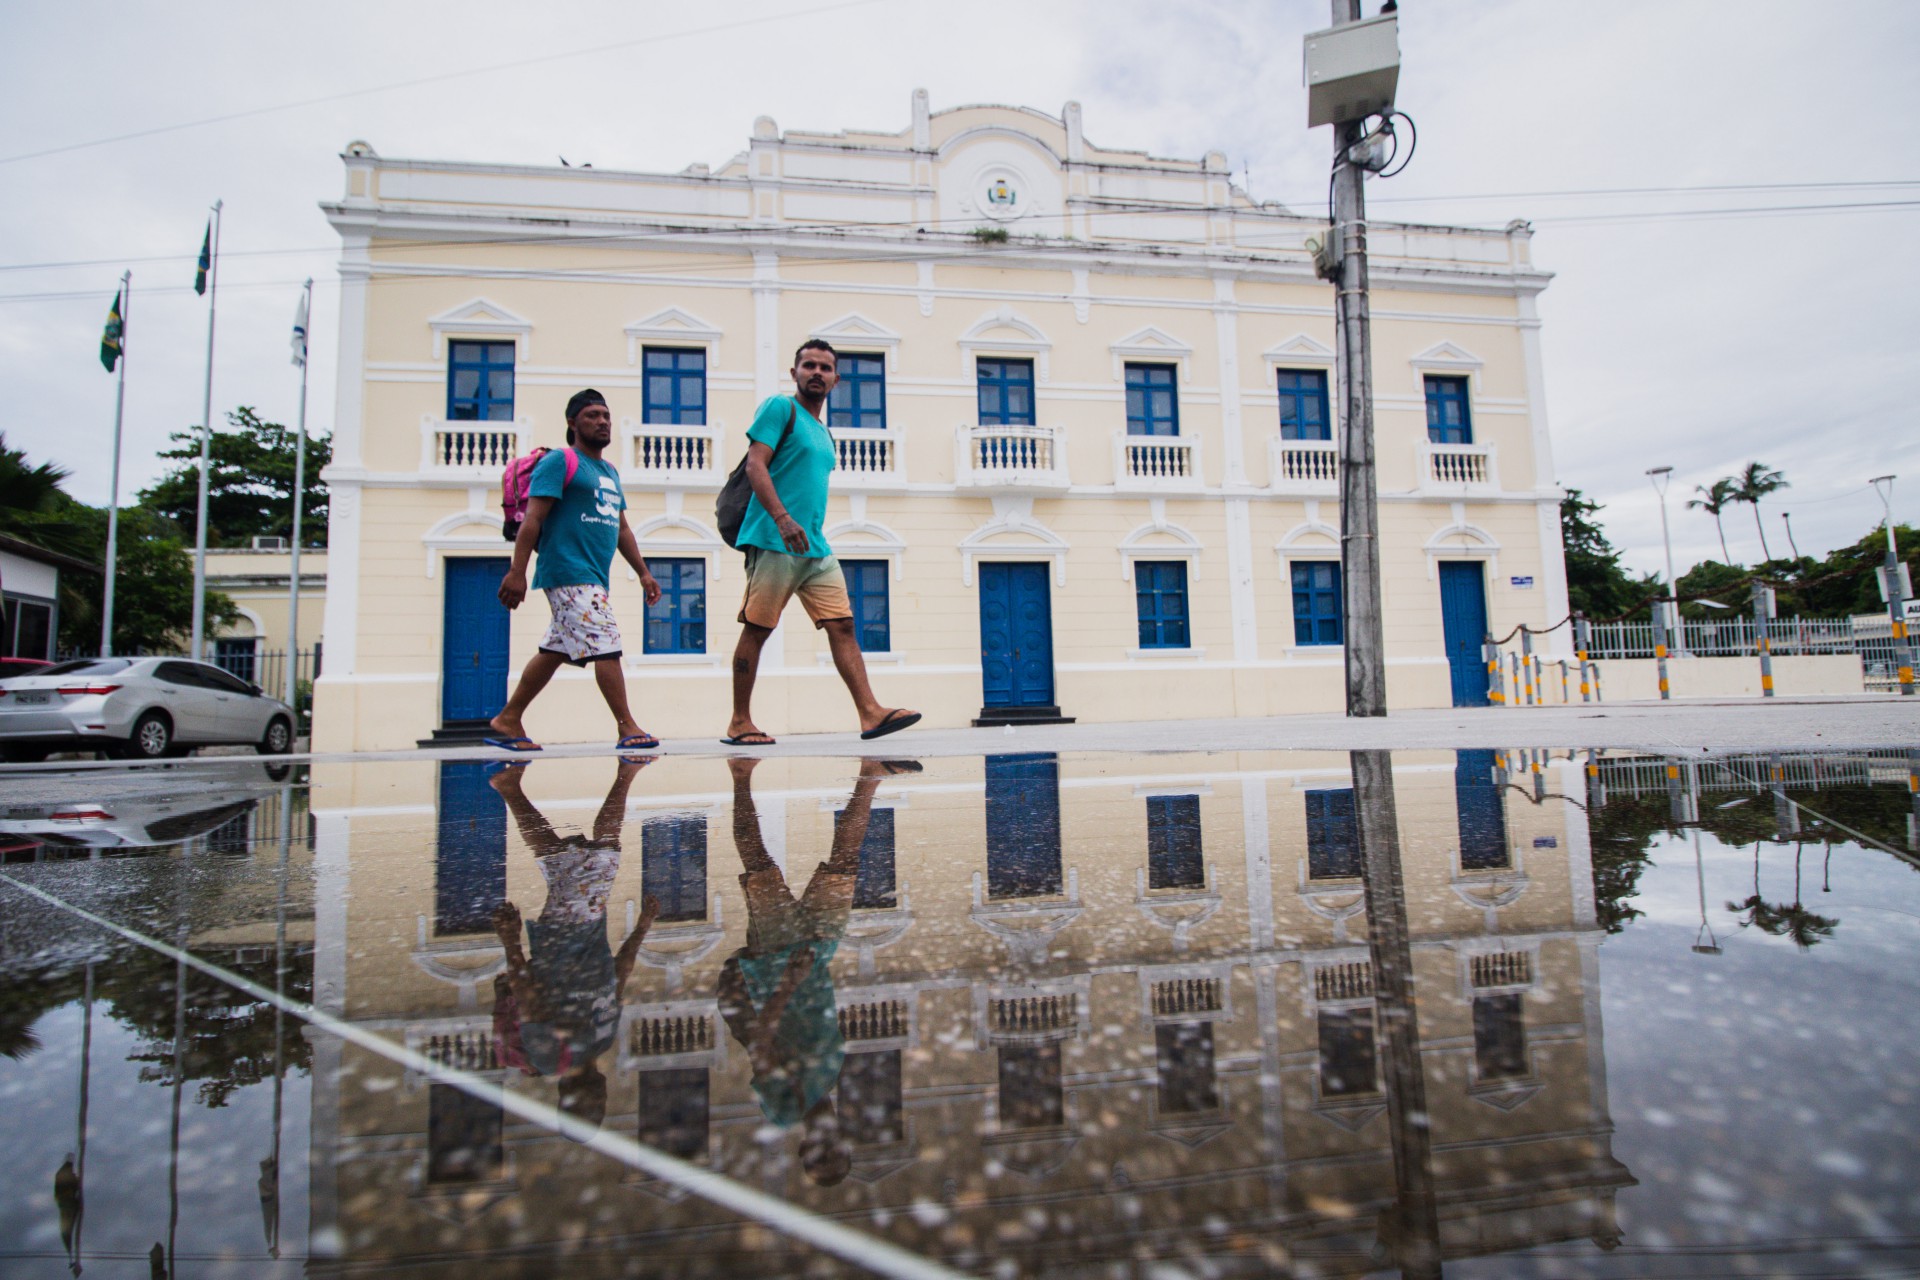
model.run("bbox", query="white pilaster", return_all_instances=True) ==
[753,250,780,401]
[1211,273,1248,485]
[1225,497,1259,662]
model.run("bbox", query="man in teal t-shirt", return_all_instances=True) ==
[716,756,896,1186]
[724,340,920,747]
[490,388,662,752]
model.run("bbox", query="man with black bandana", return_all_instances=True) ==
[490,388,662,752]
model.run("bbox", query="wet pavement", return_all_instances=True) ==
[2,745,1918,1278]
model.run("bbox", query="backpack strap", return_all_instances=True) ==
[562,446,579,489]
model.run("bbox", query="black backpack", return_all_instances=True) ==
[715,399,797,549]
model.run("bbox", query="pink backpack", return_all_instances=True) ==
[501,446,577,541]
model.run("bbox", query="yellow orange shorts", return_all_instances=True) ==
[738,547,852,630]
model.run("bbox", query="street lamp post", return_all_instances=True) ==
[1647,466,1676,700]
[1870,475,1914,696]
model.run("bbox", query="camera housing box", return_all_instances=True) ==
[1303,14,1400,128]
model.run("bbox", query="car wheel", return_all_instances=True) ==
[1,745,50,764]
[257,716,293,756]
[126,711,173,760]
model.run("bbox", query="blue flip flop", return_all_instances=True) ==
[617,733,661,751]
[484,736,542,752]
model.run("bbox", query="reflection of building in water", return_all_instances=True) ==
[306,751,1630,1273]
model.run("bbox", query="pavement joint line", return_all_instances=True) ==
[0,872,969,1280]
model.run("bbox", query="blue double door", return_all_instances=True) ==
[1438,561,1490,707]
[978,562,1055,708]
[442,557,512,723]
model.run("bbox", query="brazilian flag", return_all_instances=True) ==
[194,221,211,295]
[100,290,124,372]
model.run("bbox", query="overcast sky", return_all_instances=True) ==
[3,0,1916,577]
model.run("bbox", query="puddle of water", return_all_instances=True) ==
[2,748,1917,1278]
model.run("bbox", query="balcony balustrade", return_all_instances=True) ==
[1270,438,1340,493]
[830,427,901,484]
[424,419,523,472]
[956,423,1069,491]
[627,422,721,482]
[1421,441,1499,489]
[1114,432,1201,491]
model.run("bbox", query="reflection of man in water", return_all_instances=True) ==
[718,757,892,1186]
[490,760,658,1134]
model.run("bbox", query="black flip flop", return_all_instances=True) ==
[720,732,777,746]
[859,709,922,741]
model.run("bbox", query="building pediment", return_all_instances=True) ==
[625,307,723,365]
[1265,334,1337,375]
[428,298,531,359]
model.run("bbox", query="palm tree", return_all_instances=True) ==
[1686,478,1738,563]
[1733,461,1788,563]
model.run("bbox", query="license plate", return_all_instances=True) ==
[12,692,49,706]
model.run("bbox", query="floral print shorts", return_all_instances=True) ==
[539,584,623,665]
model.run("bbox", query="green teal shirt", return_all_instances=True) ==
[530,449,625,590]
[737,396,836,558]
[734,939,845,1127]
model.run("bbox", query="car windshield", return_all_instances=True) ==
[34,658,135,677]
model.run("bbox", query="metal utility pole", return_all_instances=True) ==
[1870,475,1914,695]
[1311,0,1395,716]
[1647,466,1676,698]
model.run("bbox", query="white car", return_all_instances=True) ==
[0,657,296,763]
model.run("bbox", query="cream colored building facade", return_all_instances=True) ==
[315,94,1567,750]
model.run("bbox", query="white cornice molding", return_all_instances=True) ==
[811,312,905,370]
[427,297,532,362]
[1263,333,1337,382]
[624,306,723,365]
[958,496,1069,586]
[958,306,1052,381]
[1109,325,1195,384]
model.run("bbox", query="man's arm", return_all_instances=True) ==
[616,514,662,604]
[744,442,810,554]
[499,495,555,609]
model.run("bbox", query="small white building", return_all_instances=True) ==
[0,533,95,661]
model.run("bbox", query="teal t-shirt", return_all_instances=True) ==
[530,449,625,590]
[736,396,836,558]
[734,938,845,1127]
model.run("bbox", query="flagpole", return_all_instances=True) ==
[189,199,223,659]
[101,271,130,658]
[286,278,312,711]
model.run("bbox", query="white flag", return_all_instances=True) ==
[290,293,308,367]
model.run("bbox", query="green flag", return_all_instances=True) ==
[100,289,124,372]
[194,221,211,295]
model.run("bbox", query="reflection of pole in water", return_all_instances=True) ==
[54,967,97,1274]
[261,788,292,1258]
[167,940,186,1278]
[1349,750,1441,1280]
[1691,829,1720,956]
[1770,755,1796,841]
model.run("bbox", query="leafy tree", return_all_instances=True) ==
[1686,477,1738,564]
[57,506,238,654]
[0,433,95,560]
[1732,461,1789,563]
[140,407,329,549]
[1788,523,1920,618]
[1561,489,1661,621]
[1674,559,1755,620]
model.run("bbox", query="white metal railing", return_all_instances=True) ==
[957,423,1068,488]
[1583,616,1858,659]
[627,422,720,477]
[830,427,900,481]
[1423,441,1496,487]
[1114,432,1199,486]
[1270,438,1339,489]
[425,419,522,470]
